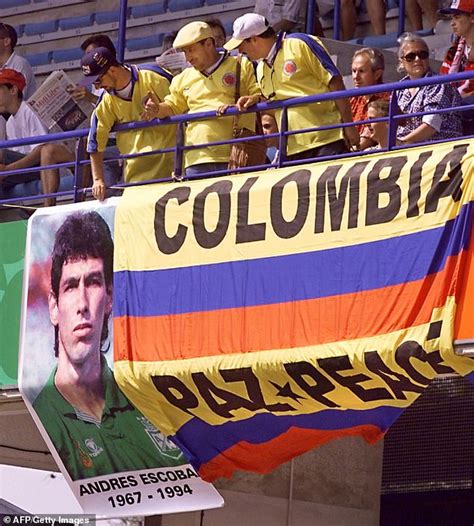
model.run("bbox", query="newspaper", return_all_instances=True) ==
[155,48,188,75]
[27,70,94,134]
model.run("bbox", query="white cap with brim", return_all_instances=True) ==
[224,13,270,51]
[173,21,215,49]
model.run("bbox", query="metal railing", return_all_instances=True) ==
[1,69,473,208]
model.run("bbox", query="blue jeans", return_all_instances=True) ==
[185,162,228,178]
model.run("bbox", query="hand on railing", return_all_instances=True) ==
[235,95,261,112]
[216,104,232,116]
[92,177,106,202]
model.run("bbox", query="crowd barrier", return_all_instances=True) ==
[1,69,474,209]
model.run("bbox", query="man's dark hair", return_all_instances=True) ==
[0,23,18,49]
[80,34,117,57]
[259,27,276,39]
[205,17,226,38]
[51,211,113,356]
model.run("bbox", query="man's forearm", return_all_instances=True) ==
[329,76,353,123]
[90,151,105,183]
[157,102,175,119]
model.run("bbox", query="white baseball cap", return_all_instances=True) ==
[224,13,270,51]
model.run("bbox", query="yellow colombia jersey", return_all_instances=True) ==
[87,66,175,183]
[257,33,343,156]
[164,53,261,167]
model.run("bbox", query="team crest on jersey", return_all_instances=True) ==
[73,439,93,468]
[283,60,297,77]
[84,437,104,458]
[137,416,184,461]
[222,72,236,87]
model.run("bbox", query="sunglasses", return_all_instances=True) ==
[402,50,430,62]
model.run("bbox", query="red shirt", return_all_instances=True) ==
[350,91,390,136]
[440,37,474,96]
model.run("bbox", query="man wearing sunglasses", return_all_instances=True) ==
[81,47,175,201]
[224,13,360,161]
[0,23,36,100]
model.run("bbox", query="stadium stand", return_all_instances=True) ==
[0,0,470,206]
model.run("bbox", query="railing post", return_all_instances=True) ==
[333,0,341,41]
[398,0,406,37]
[305,0,316,35]
[387,94,399,150]
[117,0,129,63]
[173,122,185,180]
[73,138,86,203]
[278,107,288,168]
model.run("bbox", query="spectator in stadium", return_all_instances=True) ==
[406,0,439,31]
[0,69,74,207]
[67,35,122,197]
[162,31,178,53]
[205,18,227,48]
[365,99,390,150]
[261,112,279,164]
[350,47,389,149]
[67,34,117,104]
[141,21,261,177]
[316,0,386,40]
[224,13,359,160]
[396,33,463,144]
[439,0,474,98]
[254,0,306,33]
[0,23,36,100]
[32,211,185,480]
[81,47,175,201]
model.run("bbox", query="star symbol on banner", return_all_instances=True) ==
[269,381,305,403]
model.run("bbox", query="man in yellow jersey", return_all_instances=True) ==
[141,21,262,177]
[80,47,175,201]
[224,14,360,161]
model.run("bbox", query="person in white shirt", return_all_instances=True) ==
[0,69,73,206]
[0,23,36,100]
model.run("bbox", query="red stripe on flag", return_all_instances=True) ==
[197,424,384,482]
[114,254,461,363]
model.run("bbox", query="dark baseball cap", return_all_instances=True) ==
[80,46,118,86]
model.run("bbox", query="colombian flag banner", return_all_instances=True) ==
[113,140,474,482]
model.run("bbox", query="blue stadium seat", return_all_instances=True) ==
[95,9,122,25]
[126,34,164,51]
[168,0,204,12]
[23,20,58,36]
[59,14,94,31]
[360,31,400,48]
[52,48,83,63]
[3,0,30,7]
[25,51,51,67]
[15,25,24,38]
[130,2,167,18]
[1,172,75,201]
[206,0,231,4]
